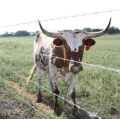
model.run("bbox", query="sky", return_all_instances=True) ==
[0,0,120,34]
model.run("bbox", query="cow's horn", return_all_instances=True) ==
[85,18,112,38]
[38,20,63,38]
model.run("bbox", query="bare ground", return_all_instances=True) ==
[0,80,55,119]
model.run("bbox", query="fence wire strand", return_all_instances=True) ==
[1,84,49,119]
[0,104,13,119]
[0,10,120,118]
[0,9,120,28]
[0,95,25,119]
[0,63,101,119]
[0,45,120,73]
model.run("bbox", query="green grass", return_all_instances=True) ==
[0,82,49,119]
[0,34,120,119]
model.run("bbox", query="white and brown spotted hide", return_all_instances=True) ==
[34,31,92,116]
[34,32,87,85]
[32,18,111,117]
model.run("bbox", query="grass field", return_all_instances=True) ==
[0,34,120,119]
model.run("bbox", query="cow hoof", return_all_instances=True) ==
[37,99,42,103]
[53,111,60,116]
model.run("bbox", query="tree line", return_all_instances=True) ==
[0,26,120,37]
[0,30,39,37]
[62,26,120,35]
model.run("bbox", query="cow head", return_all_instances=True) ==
[38,18,111,73]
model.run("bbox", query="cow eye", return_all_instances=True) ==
[53,39,63,46]
[65,46,69,51]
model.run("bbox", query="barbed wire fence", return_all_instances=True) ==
[0,104,13,119]
[0,83,49,119]
[0,43,119,119]
[0,9,120,119]
[0,9,120,28]
[0,45,120,73]
[0,95,26,119]
[0,63,101,119]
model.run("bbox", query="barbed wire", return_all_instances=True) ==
[0,45,120,73]
[0,104,13,119]
[0,9,119,119]
[1,83,49,119]
[0,104,6,119]
[0,111,6,119]
[0,9,120,28]
[0,113,6,119]
[0,63,101,119]
[0,95,25,119]
[0,78,49,119]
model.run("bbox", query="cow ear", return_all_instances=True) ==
[85,39,96,46]
[53,39,63,46]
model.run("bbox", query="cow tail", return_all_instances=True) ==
[26,64,37,84]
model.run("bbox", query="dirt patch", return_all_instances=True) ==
[4,80,54,115]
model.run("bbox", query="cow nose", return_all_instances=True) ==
[70,64,83,73]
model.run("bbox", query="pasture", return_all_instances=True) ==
[0,34,120,119]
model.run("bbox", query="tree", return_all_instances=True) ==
[92,28,103,32]
[30,32,35,36]
[2,31,9,37]
[83,27,92,32]
[108,26,116,34]
[15,31,30,36]
[9,32,15,37]
[108,27,120,34]
[115,27,120,33]
[35,31,39,34]
[73,29,81,32]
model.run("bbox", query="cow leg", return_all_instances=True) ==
[70,75,78,117]
[49,74,60,115]
[53,87,60,115]
[37,67,42,103]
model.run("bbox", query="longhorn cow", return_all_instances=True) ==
[27,18,111,117]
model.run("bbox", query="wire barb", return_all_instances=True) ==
[0,95,25,119]
[1,84,49,119]
[0,104,14,119]
[0,64,101,119]
[0,45,120,73]
[0,9,120,28]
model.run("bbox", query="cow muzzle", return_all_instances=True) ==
[69,63,83,73]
